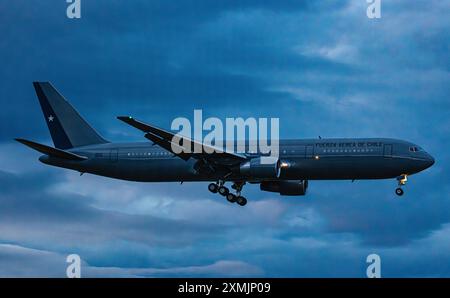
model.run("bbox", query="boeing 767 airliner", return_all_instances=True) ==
[16,82,435,206]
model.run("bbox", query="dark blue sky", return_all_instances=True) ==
[0,0,449,277]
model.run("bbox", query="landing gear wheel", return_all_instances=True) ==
[395,188,404,196]
[236,196,247,206]
[226,193,237,203]
[208,183,218,193]
[218,186,229,196]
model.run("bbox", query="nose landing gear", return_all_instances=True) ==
[395,174,408,196]
[395,187,404,196]
[208,181,247,206]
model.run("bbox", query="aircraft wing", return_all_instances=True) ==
[117,116,247,165]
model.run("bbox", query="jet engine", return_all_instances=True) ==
[239,157,280,179]
[260,180,308,196]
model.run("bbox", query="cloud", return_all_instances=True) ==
[87,260,263,278]
[0,0,449,277]
[0,170,226,254]
[297,41,360,64]
[0,244,262,277]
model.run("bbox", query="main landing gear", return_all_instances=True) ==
[208,181,247,206]
[395,174,408,196]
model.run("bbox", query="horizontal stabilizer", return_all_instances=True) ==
[15,138,88,161]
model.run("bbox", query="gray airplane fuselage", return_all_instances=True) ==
[39,138,435,183]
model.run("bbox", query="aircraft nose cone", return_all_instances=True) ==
[421,153,435,170]
[427,154,435,168]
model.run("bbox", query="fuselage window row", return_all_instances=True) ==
[279,148,377,155]
[322,148,375,153]
[125,152,171,157]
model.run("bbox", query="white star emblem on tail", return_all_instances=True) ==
[48,115,54,122]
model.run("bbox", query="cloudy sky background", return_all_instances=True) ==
[0,0,449,277]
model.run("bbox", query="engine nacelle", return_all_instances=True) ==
[260,180,308,196]
[239,157,280,179]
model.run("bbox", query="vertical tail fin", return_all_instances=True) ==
[33,82,108,149]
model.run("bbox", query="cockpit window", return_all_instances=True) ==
[409,146,422,152]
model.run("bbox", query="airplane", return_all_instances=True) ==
[16,82,435,207]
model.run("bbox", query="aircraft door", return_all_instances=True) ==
[110,149,118,162]
[383,144,392,158]
[305,145,314,158]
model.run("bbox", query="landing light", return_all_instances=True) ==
[399,175,408,185]
[280,162,290,168]
[314,155,320,160]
